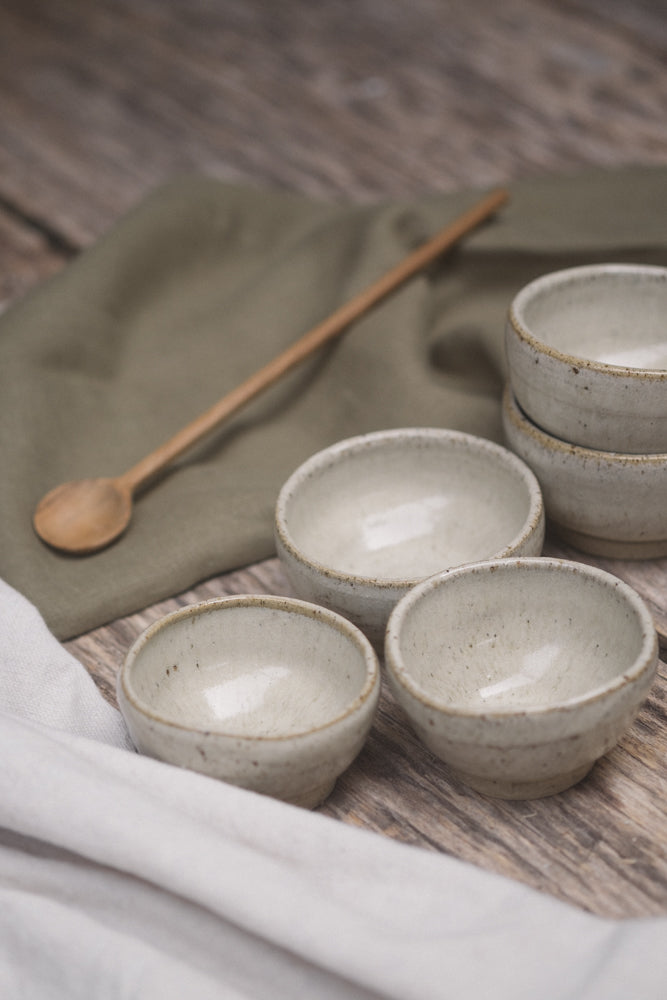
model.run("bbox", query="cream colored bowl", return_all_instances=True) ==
[385,557,658,800]
[117,595,380,808]
[502,385,667,558]
[506,263,667,453]
[275,428,545,646]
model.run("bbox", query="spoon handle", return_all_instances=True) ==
[119,187,509,493]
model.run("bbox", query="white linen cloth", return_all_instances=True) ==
[0,577,664,1000]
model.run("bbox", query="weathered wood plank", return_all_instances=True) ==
[560,0,667,55]
[66,548,667,920]
[0,0,665,246]
[4,0,667,922]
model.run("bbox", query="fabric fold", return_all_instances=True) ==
[1,167,665,638]
[0,575,666,998]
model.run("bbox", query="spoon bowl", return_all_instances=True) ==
[33,478,132,554]
[31,189,508,555]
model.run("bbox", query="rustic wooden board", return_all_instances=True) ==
[0,0,665,247]
[0,206,68,302]
[66,540,667,921]
[2,0,667,921]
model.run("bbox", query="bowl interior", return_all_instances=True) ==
[395,562,647,711]
[125,602,372,737]
[515,267,667,370]
[282,434,536,581]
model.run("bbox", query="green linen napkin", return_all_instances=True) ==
[1,167,665,640]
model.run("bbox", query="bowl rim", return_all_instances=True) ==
[274,427,545,589]
[502,384,667,464]
[508,262,667,381]
[384,555,658,719]
[118,594,380,741]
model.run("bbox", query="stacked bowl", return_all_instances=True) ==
[503,263,667,557]
[117,263,664,805]
[274,425,658,800]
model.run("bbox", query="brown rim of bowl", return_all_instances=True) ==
[384,556,658,720]
[508,263,667,380]
[502,384,667,464]
[275,427,545,589]
[119,594,380,740]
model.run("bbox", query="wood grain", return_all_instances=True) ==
[66,542,667,921]
[0,206,68,302]
[3,0,667,921]
[0,0,665,247]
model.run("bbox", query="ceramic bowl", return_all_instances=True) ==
[502,385,667,558]
[117,595,380,808]
[505,263,667,453]
[274,428,545,646]
[385,556,658,799]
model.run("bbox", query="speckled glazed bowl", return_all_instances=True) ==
[385,557,658,800]
[506,263,667,453]
[502,385,667,558]
[117,595,380,808]
[275,428,545,647]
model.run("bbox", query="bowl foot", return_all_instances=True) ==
[285,777,337,810]
[455,762,593,800]
[553,523,667,560]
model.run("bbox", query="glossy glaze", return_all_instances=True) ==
[118,595,380,808]
[275,428,545,646]
[385,557,658,799]
[506,263,667,453]
[502,385,667,558]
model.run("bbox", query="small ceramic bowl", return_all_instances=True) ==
[274,428,545,646]
[117,595,380,808]
[502,385,667,558]
[385,557,658,799]
[506,263,667,453]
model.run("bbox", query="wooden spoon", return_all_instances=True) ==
[33,188,508,555]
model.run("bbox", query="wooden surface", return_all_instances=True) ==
[2,0,667,921]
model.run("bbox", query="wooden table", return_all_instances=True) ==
[2,0,667,921]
